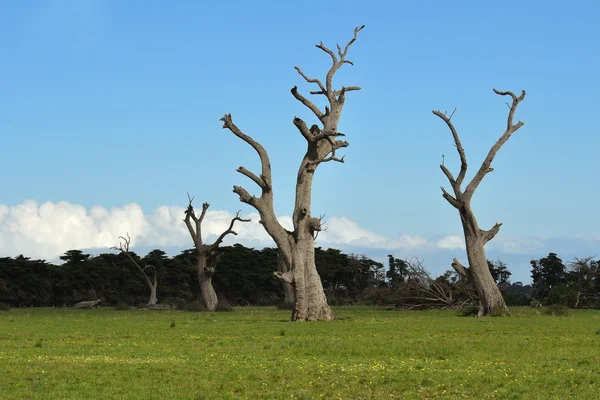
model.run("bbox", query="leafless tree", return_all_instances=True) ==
[113,234,157,306]
[433,88,526,316]
[221,26,364,321]
[183,194,250,311]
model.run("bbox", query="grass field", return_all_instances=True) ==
[1,307,599,399]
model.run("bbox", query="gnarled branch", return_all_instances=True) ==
[274,270,294,284]
[440,187,459,209]
[433,108,468,187]
[292,25,364,118]
[451,258,471,280]
[464,89,526,198]
[183,194,208,249]
[210,210,251,250]
[480,222,502,244]
[221,114,273,192]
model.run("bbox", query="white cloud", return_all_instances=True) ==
[436,235,465,250]
[0,201,427,261]
[0,200,598,285]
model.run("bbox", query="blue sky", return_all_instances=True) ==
[1,0,598,283]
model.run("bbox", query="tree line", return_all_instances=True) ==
[1,246,597,310]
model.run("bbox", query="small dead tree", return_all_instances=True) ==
[183,194,250,311]
[433,88,526,316]
[113,234,157,306]
[221,26,364,321]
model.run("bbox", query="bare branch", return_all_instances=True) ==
[493,88,526,131]
[293,26,364,116]
[294,66,325,93]
[440,187,459,209]
[232,185,258,206]
[440,164,457,186]
[237,166,268,191]
[311,129,346,143]
[290,86,324,120]
[183,195,207,250]
[209,210,251,250]
[480,222,502,244]
[316,40,337,63]
[464,89,526,198]
[221,114,273,191]
[307,136,347,168]
[293,117,313,142]
[433,109,468,187]
[341,25,365,59]
[274,270,294,284]
[451,258,471,280]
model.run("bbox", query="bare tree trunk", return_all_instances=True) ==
[277,251,295,308]
[198,259,218,311]
[222,26,364,321]
[147,271,158,306]
[461,233,508,316]
[433,89,527,317]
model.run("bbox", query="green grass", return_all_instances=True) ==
[1,307,599,399]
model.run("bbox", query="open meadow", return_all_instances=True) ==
[1,307,599,399]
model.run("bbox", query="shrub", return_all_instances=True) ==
[543,304,572,317]
[114,302,130,310]
[0,302,10,311]
[215,298,234,312]
[459,305,480,317]
[503,292,530,306]
[547,284,578,307]
[185,300,205,312]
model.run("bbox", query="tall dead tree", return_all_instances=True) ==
[113,234,158,306]
[221,26,364,321]
[183,194,250,311]
[433,88,526,316]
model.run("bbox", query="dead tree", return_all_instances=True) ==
[433,88,526,316]
[73,299,102,309]
[221,26,364,321]
[113,234,158,306]
[399,258,471,310]
[183,194,250,311]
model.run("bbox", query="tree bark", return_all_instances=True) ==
[222,26,364,321]
[277,251,295,308]
[146,271,158,306]
[433,89,526,316]
[197,257,218,311]
[459,211,509,316]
